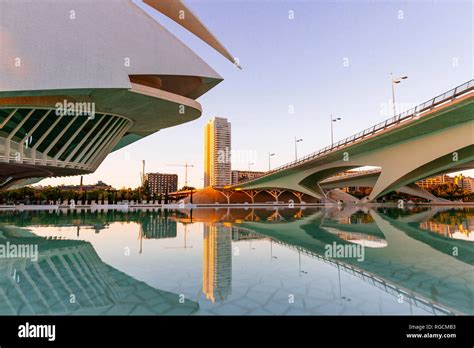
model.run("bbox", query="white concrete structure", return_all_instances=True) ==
[234,80,474,202]
[0,0,237,189]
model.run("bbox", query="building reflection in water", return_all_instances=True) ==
[202,223,232,303]
[141,215,177,240]
[138,214,179,254]
[418,210,473,241]
[0,229,199,315]
[0,207,471,314]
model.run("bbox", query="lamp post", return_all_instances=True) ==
[391,73,408,116]
[268,152,275,171]
[331,115,341,146]
[294,137,303,161]
[248,162,254,172]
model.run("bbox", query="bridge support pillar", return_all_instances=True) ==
[366,124,474,201]
[266,189,285,203]
[268,209,284,221]
[397,183,450,202]
[242,189,261,204]
[326,189,360,204]
[217,189,235,204]
[290,191,304,204]
[244,209,260,221]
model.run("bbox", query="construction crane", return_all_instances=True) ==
[166,162,194,188]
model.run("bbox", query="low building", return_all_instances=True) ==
[464,177,474,193]
[147,173,178,195]
[58,181,113,192]
[231,170,265,185]
[416,175,454,189]
[455,175,474,192]
[417,174,473,192]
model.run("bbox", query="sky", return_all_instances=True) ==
[39,0,473,189]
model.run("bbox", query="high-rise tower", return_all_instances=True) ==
[204,117,231,187]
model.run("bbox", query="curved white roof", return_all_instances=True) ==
[0,0,223,93]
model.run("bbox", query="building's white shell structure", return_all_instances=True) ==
[0,0,236,188]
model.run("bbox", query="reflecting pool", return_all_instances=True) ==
[0,206,472,315]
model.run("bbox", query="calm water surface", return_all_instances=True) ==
[0,206,472,315]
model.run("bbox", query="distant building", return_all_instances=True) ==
[147,173,178,195]
[204,117,231,187]
[454,174,474,192]
[417,174,473,192]
[231,170,265,185]
[416,175,454,189]
[464,177,474,193]
[59,181,113,191]
[142,218,177,239]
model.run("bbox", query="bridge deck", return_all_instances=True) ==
[233,79,473,188]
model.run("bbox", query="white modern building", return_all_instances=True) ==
[0,0,237,189]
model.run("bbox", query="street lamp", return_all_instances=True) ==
[391,73,408,116]
[248,161,254,172]
[294,137,303,161]
[268,152,275,171]
[330,115,341,146]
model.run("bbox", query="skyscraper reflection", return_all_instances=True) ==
[202,223,232,303]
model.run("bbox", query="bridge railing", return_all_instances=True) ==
[238,79,473,184]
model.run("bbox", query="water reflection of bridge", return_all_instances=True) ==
[196,208,464,313]
[237,208,473,315]
[239,228,454,315]
[0,228,198,315]
[0,206,471,313]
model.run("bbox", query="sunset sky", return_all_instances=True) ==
[39,0,473,189]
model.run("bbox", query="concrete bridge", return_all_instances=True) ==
[318,165,472,203]
[231,80,474,202]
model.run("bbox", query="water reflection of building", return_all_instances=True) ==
[231,227,266,242]
[339,213,375,225]
[417,210,473,241]
[419,220,473,240]
[142,216,177,240]
[202,223,232,303]
[0,232,198,315]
